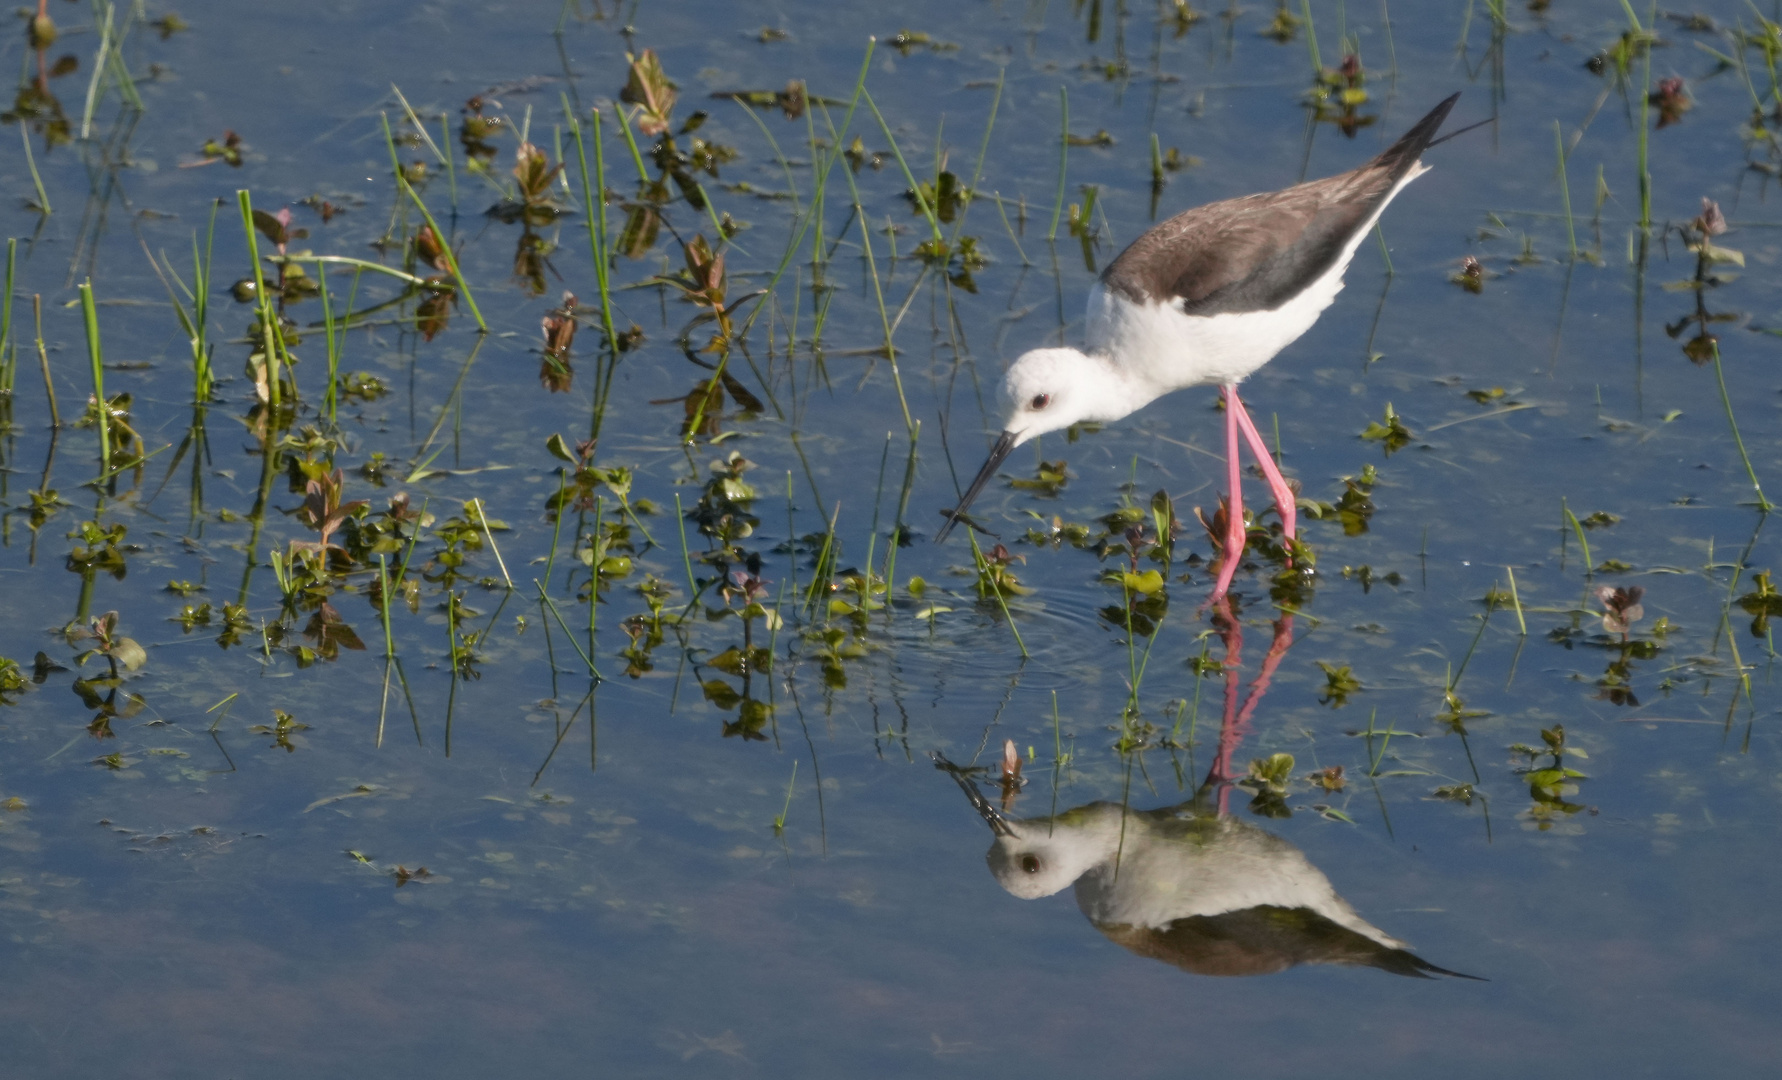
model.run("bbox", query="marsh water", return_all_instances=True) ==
[1,0,1779,1075]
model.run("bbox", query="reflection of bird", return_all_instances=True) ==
[935,755,1477,979]
[937,95,1461,601]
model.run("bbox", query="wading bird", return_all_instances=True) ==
[937,94,1462,600]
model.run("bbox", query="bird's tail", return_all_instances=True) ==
[1368,93,1461,181]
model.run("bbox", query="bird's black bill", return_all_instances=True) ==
[930,752,1016,837]
[935,430,1017,543]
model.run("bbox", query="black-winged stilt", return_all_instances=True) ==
[937,94,1462,601]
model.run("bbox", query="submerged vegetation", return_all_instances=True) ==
[0,0,1771,812]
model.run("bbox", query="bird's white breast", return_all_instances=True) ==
[1083,278,1338,392]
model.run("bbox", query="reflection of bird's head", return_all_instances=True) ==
[933,753,1126,899]
[984,803,1126,900]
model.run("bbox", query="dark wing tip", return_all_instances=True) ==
[1368,93,1462,179]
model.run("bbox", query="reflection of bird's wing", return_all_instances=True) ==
[1097,908,1478,979]
[1076,813,1404,950]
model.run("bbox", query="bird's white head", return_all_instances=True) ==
[935,347,1130,541]
[999,347,1116,445]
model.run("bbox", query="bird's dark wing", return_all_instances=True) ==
[1102,93,1458,317]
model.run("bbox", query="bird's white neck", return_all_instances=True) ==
[1054,347,1160,426]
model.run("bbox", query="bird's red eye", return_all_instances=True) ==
[1030,394,1051,410]
[1021,855,1041,874]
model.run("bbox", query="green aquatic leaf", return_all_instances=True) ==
[1246,753,1295,794]
[1358,402,1412,455]
[0,657,26,704]
[1316,662,1361,707]
[1121,570,1165,595]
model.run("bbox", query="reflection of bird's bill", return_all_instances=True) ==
[930,751,1016,837]
[935,430,1017,542]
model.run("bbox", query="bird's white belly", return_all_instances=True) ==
[1084,162,1422,394]
[1084,257,1350,392]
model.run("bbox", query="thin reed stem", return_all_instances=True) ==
[568,104,620,353]
[34,295,58,427]
[1554,120,1577,261]
[588,498,602,653]
[474,497,515,588]
[1635,6,1652,228]
[1506,565,1528,635]
[543,473,568,590]
[331,269,362,423]
[1,238,14,394]
[194,199,219,400]
[805,502,841,617]
[79,3,113,141]
[992,191,1030,264]
[967,527,1028,658]
[316,259,337,423]
[848,187,915,434]
[1048,87,1069,242]
[1562,497,1593,573]
[104,1,142,111]
[615,106,652,186]
[77,281,108,478]
[862,90,942,245]
[730,43,875,350]
[396,174,487,333]
[673,492,699,598]
[442,114,457,213]
[390,84,449,168]
[1301,0,1322,73]
[272,253,451,292]
[1449,605,1493,691]
[949,68,1004,246]
[21,124,50,215]
[236,189,285,409]
[535,580,602,679]
[1710,340,1773,511]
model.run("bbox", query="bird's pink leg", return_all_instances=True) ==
[1210,384,1248,601]
[1228,386,1297,542]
